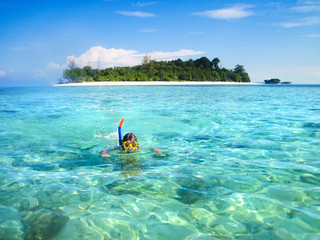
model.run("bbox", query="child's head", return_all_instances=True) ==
[122,133,139,151]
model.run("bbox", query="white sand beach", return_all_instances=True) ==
[53,81,263,86]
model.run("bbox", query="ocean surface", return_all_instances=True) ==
[0,85,320,240]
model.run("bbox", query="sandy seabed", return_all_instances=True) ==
[53,81,263,86]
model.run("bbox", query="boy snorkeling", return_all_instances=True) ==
[100,119,161,158]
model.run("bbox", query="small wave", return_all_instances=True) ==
[94,130,118,140]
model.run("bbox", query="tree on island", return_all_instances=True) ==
[61,56,251,83]
[212,58,220,69]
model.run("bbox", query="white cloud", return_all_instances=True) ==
[134,1,157,7]
[291,0,320,12]
[0,70,6,77]
[117,11,156,17]
[67,46,140,68]
[188,32,206,35]
[47,62,63,70]
[281,16,320,27]
[140,28,159,32]
[303,34,320,37]
[194,4,254,20]
[65,46,204,69]
[148,49,204,61]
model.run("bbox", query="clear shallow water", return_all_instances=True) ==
[0,85,320,240]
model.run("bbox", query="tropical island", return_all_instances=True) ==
[58,56,251,84]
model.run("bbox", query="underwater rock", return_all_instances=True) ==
[11,159,57,171]
[100,179,142,196]
[220,175,260,192]
[80,194,90,202]
[5,181,27,191]
[31,164,57,171]
[146,222,195,240]
[109,189,141,196]
[0,207,19,224]
[175,188,203,204]
[179,207,217,227]
[266,186,305,202]
[212,220,246,236]
[22,208,69,240]
[58,156,106,170]
[20,197,39,211]
[0,207,24,239]
[300,174,320,185]
[101,179,129,191]
[54,218,104,240]
[174,175,209,204]
[12,160,26,167]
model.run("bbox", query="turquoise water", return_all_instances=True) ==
[1,85,320,239]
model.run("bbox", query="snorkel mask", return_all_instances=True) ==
[122,141,139,150]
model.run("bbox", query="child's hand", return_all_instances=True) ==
[100,150,111,158]
[152,148,162,153]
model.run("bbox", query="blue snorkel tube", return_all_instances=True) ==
[118,118,124,146]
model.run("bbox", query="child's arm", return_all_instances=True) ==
[136,147,162,153]
[100,146,121,157]
[152,148,162,153]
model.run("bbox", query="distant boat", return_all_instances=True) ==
[264,78,280,84]
[281,81,292,84]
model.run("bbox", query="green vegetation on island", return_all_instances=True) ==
[59,56,250,84]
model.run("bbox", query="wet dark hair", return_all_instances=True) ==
[123,133,138,143]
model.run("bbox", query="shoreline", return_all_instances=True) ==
[53,81,263,86]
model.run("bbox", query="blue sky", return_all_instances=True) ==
[0,0,319,86]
